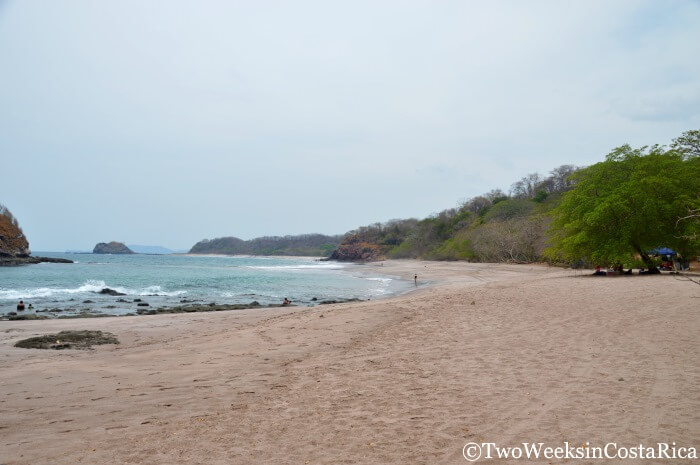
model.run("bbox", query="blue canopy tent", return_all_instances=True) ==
[648,247,690,271]
[649,247,677,256]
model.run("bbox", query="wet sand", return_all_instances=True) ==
[0,261,698,464]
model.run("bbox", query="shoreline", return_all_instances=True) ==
[0,256,413,320]
[1,260,697,464]
[177,253,329,259]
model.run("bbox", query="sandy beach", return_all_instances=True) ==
[1,260,698,464]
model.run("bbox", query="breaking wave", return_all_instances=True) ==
[363,277,392,283]
[247,263,345,271]
[0,280,185,300]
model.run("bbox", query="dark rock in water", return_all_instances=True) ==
[133,298,142,302]
[0,255,73,266]
[116,298,129,303]
[311,297,318,301]
[34,256,73,264]
[8,311,17,316]
[83,300,94,304]
[319,298,362,305]
[93,241,134,254]
[8,314,48,320]
[250,301,260,306]
[137,309,157,315]
[137,302,150,307]
[99,288,126,296]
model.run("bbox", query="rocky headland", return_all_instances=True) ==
[0,203,73,266]
[327,232,384,261]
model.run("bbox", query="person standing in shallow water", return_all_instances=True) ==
[17,300,25,311]
[414,274,418,285]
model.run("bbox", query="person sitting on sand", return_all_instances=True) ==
[17,300,25,311]
[283,298,291,305]
[593,266,606,276]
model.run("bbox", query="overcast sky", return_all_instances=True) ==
[1,0,698,251]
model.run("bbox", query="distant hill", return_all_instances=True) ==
[189,234,342,257]
[128,245,178,254]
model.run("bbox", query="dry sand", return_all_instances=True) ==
[0,261,698,464]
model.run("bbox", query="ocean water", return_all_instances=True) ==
[0,253,411,317]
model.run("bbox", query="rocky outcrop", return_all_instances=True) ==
[0,255,73,265]
[93,241,134,254]
[328,234,385,261]
[0,203,73,266]
[98,288,127,296]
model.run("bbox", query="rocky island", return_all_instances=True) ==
[93,241,134,254]
[0,203,73,265]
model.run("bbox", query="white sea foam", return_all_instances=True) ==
[0,280,184,300]
[372,288,391,295]
[138,286,187,297]
[220,291,258,298]
[0,279,107,300]
[247,263,345,271]
[364,277,392,283]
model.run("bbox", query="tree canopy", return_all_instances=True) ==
[549,133,700,270]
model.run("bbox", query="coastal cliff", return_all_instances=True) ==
[93,241,134,254]
[0,204,30,258]
[0,203,72,265]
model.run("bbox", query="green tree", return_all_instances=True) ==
[533,189,549,203]
[670,129,700,159]
[548,142,700,271]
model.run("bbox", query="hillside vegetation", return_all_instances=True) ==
[330,166,576,263]
[332,130,699,264]
[190,234,342,257]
